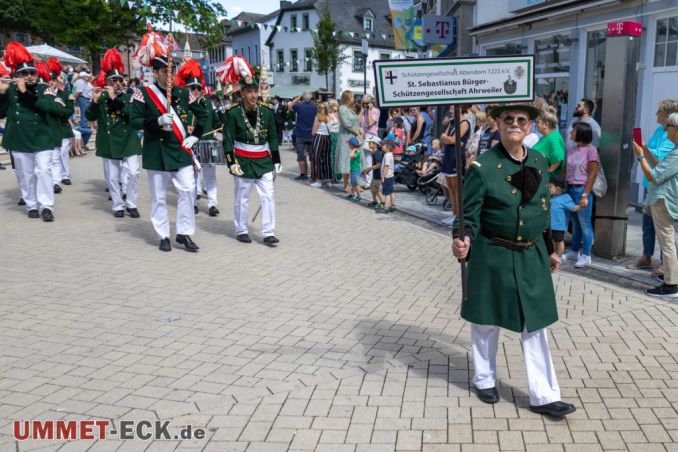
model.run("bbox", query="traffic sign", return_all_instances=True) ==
[373,55,534,107]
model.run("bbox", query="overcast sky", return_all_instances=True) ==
[218,0,280,17]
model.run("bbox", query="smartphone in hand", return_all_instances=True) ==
[633,127,643,146]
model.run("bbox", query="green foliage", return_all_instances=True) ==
[0,0,227,70]
[311,4,344,90]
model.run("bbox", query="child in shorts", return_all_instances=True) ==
[379,138,396,213]
[362,135,384,209]
[347,136,362,201]
[549,174,580,257]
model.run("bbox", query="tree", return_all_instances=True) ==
[311,4,344,92]
[0,0,227,72]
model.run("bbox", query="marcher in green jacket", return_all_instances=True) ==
[0,42,71,222]
[88,49,144,218]
[452,103,576,418]
[123,30,206,252]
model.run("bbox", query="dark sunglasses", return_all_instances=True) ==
[501,115,530,126]
[19,70,37,76]
[189,85,203,91]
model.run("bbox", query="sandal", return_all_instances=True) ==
[651,266,665,278]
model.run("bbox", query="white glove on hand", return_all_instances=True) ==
[157,113,174,126]
[230,162,244,176]
[182,136,199,149]
[214,132,223,141]
[274,163,282,174]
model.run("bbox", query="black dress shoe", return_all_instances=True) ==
[176,234,199,252]
[28,209,39,218]
[474,386,499,404]
[61,179,71,185]
[126,207,140,218]
[263,236,280,246]
[53,184,62,194]
[113,210,125,218]
[194,205,199,214]
[122,193,127,200]
[529,401,576,417]
[236,233,252,243]
[41,208,54,222]
[208,206,219,217]
[159,238,172,252]
[18,198,26,206]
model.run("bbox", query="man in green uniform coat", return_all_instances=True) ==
[0,42,71,222]
[124,35,207,252]
[222,63,282,246]
[224,57,282,246]
[47,60,75,190]
[86,48,142,218]
[452,104,575,417]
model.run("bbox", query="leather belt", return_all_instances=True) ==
[480,228,536,251]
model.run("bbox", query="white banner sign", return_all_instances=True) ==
[373,56,534,107]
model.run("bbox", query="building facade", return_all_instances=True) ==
[227,11,278,78]
[266,0,403,99]
[470,0,678,203]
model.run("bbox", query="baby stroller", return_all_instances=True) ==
[394,143,427,190]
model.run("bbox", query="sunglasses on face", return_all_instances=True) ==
[189,86,203,91]
[19,70,37,76]
[501,115,530,126]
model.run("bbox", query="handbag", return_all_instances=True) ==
[592,162,607,198]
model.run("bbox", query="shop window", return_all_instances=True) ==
[584,30,607,125]
[353,50,364,73]
[534,36,570,74]
[655,17,678,67]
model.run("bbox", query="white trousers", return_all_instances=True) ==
[194,164,218,208]
[12,150,54,212]
[362,150,373,185]
[102,158,110,190]
[471,323,561,406]
[51,139,71,184]
[105,156,139,211]
[233,172,275,236]
[147,166,195,239]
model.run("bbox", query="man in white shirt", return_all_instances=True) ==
[73,71,93,148]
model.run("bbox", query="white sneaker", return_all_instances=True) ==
[310,181,322,188]
[574,255,591,268]
[441,215,456,226]
[563,250,579,261]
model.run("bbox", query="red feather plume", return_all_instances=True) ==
[35,61,51,82]
[101,48,124,74]
[133,23,168,67]
[93,71,106,88]
[47,58,63,76]
[4,41,34,72]
[0,62,11,77]
[175,59,205,88]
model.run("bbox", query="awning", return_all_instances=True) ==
[25,44,87,64]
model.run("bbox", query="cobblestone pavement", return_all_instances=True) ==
[2,147,678,452]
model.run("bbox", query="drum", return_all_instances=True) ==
[196,140,226,165]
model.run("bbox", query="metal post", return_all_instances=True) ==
[453,105,467,301]
[363,54,367,95]
[593,26,641,258]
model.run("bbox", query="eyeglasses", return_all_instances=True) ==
[19,70,37,76]
[189,86,203,91]
[501,115,530,126]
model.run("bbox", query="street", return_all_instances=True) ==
[1,147,678,452]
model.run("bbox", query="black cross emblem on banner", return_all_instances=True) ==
[385,71,397,85]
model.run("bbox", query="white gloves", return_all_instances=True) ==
[182,136,199,149]
[214,132,223,141]
[158,113,174,126]
[230,162,244,176]
[274,163,282,174]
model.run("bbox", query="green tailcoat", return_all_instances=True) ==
[223,103,278,179]
[124,83,207,171]
[86,91,141,159]
[0,83,68,152]
[456,144,557,333]
[54,89,74,140]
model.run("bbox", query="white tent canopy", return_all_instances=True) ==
[25,44,87,64]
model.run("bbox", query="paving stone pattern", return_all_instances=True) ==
[1,147,678,451]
